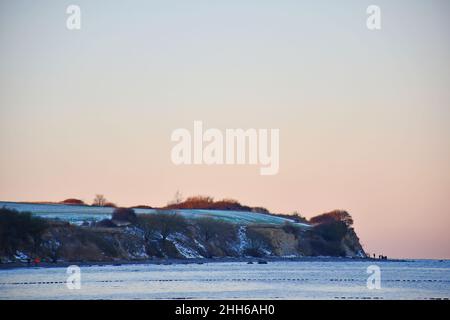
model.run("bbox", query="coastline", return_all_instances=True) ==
[0,256,406,270]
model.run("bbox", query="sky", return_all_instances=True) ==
[0,0,449,259]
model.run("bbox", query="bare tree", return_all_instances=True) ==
[196,217,237,242]
[167,190,183,206]
[93,194,107,207]
[138,211,188,241]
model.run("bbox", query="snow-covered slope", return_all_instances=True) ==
[0,201,309,226]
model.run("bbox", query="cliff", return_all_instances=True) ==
[0,208,366,264]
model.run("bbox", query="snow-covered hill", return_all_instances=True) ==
[0,201,309,226]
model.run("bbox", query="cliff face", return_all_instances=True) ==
[341,228,366,257]
[1,214,366,264]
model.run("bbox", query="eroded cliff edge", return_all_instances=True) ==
[0,208,366,264]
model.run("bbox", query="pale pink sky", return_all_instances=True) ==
[0,1,449,259]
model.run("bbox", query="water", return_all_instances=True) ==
[0,260,449,300]
[0,201,302,226]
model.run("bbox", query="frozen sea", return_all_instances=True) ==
[0,260,449,300]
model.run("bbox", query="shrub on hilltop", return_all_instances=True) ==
[304,210,357,257]
[60,198,86,205]
[164,195,270,213]
[309,210,354,227]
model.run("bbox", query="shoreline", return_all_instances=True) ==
[0,256,408,270]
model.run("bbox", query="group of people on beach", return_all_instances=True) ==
[370,254,388,260]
